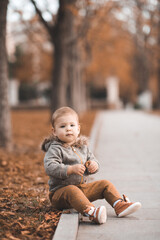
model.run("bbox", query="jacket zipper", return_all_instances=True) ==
[72,146,84,184]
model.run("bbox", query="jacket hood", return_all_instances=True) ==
[41,135,88,152]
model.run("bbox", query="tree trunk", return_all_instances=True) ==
[51,0,85,112]
[31,0,87,113]
[132,1,151,95]
[157,1,160,108]
[67,40,86,112]
[132,45,150,94]
[0,0,12,149]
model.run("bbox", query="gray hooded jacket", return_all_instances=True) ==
[42,135,99,193]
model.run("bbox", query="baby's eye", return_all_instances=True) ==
[60,125,65,128]
[70,124,75,127]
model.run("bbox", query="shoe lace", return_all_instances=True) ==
[83,206,95,218]
[123,194,131,203]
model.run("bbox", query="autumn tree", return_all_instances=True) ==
[9,0,106,111]
[132,0,160,107]
[30,0,87,112]
[85,0,159,106]
[130,0,151,94]
[85,2,137,104]
[9,18,53,84]
[0,0,12,149]
[9,0,159,108]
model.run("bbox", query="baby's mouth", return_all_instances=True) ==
[66,133,73,137]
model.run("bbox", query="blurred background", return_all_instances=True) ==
[6,0,160,111]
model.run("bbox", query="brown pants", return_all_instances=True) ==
[50,180,122,214]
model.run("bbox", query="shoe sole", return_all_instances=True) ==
[118,202,141,217]
[98,206,107,224]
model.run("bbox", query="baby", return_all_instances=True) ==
[42,107,141,224]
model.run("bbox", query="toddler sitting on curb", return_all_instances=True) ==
[42,107,141,224]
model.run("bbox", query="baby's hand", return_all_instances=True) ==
[67,164,86,176]
[87,161,98,173]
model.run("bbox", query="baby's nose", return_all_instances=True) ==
[66,125,71,130]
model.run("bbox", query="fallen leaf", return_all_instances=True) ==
[21,230,31,235]
[5,233,21,240]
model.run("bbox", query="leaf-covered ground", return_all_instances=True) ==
[0,109,97,240]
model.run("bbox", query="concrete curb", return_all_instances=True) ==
[52,112,102,240]
[52,210,79,240]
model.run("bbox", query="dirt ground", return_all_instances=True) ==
[0,109,97,240]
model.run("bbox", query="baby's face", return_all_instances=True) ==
[53,114,80,145]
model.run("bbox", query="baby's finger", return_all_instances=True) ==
[89,166,96,173]
[79,170,84,176]
[81,165,86,170]
[88,165,94,171]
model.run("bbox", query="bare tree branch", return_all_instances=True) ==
[65,1,120,46]
[30,0,54,39]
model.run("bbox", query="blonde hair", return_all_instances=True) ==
[51,107,79,127]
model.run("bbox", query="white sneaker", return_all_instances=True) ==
[115,195,142,217]
[83,205,107,224]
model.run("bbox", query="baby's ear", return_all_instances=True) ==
[78,124,81,134]
[52,127,56,136]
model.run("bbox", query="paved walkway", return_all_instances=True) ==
[77,110,160,240]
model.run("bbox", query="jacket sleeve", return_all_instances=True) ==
[44,145,68,179]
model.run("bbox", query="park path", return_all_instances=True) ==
[77,110,160,240]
